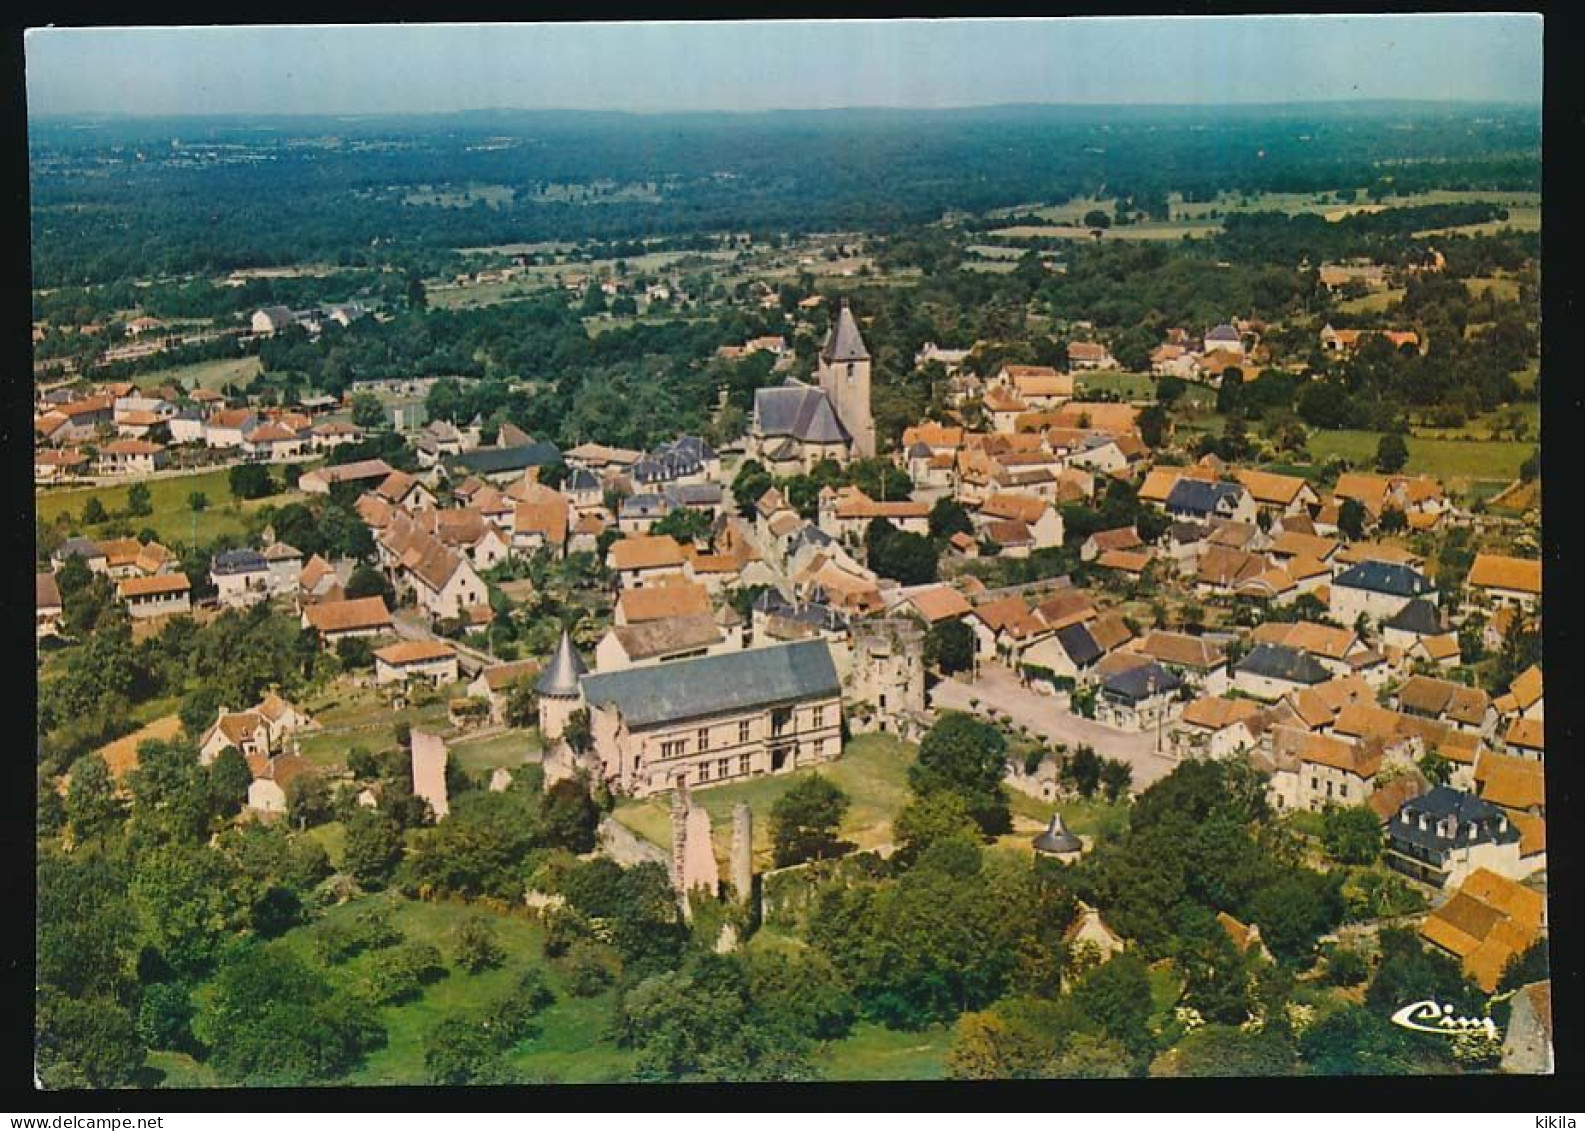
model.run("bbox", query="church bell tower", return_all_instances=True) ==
[817,299,875,459]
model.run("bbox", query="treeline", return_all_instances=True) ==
[31,105,1538,288]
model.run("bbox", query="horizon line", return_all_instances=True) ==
[29,96,1544,122]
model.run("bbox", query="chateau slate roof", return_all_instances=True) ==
[1166,478,1247,518]
[447,440,562,477]
[580,638,840,730]
[1384,598,1444,636]
[211,549,270,576]
[1101,661,1181,702]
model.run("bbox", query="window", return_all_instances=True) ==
[698,761,711,782]
[661,739,687,759]
[812,706,825,729]
[698,727,710,752]
[1311,777,1319,791]
[739,753,751,776]
[738,719,751,744]
[718,758,729,779]
[1326,781,1334,797]
[1339,784,1349,799]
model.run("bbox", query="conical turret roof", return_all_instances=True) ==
[821,300,869,363]
[1033,811,1082,856]
[536,629,588,696]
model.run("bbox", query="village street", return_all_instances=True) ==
[930,663,1180,789]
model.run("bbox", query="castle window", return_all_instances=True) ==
[699,761,710,782]
[661,739,687,760]
[740,753,751,776]
[718,758,729,779]
[846,363,855,385]
[812,707,825,729]
[738,719,751,744]
[698,727,710,751]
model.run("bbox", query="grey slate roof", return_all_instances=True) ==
[1384,598,1443,636]
[212,549,269,575]
[54,537,102,562]
[1166,478,1247,518]
[1056,623,1102,668]
[1389,786,1517,856]
[567,467,601,493]
[1168,520,1210,545]
[536,630,589,697]
[664,483,724,507]
[1236,642,1332,685]
[1333,560,1434,598]
[447,440,562,477]
[580,638,840,729]
[1033,812,1082,855]
[620,493,671,520]
[754,379,850,445]
[821,303,870,363]
[754,587,848,633]
[1206,323,1241,342]
[1101,661,1182,702]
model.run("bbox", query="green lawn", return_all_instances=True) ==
[1076,370,1156,400]
[297,684,465,770]
[132,355,261,393]
[816,1022,953,1081]
[1304,431,1530,482]
[449,728,542,779]
[306,820,347,870]
[612,732,917,868]
[36,465,307,547]
[1333,287,1404,315]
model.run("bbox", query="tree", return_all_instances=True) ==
[344,807,404,888]
[928,496,974,540]
[769,775,851,867]
[866,519,939,585]
[351,392,385,430]
[193,944,385,1084]
[228,463,275,501]
[1375,432,1410,474]
[503,678,537,729]
[81,497,108,525]
[909,712,1011,835]
[453,916,506,974]
[1083,209,1112,230]
[336,636,374,670]
[65,751,123,845]
[346,564,395,603]
[1138,403,1169,448]
[1321,805,1383,865]
[892,790,980,866]
[1062,745,1104,798]
[286,772,333,831]
[541,775,602,853]
[125,482,153,517]
[652,507,713,545]
[36,992,146,1089]
[406,272,428,312]
[137,981,197,1054]
[1337,498,1368,541]
[1157,376,1187,406]
[1216,368,1244,415]
[562,708,593,756]
[424,1014,510,1085]
[1071,951,1154,1060]
[1099,759,1133,803]
[925,618,975,675]
[208,746,253,816]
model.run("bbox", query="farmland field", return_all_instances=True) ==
[35,464,308,546]
[1333,287,1405,315]
[132,355,262,393]
[1304,430,1531,481]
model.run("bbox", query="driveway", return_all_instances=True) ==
[930,663,1180,789]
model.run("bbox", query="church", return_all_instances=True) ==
[749,300,875,473]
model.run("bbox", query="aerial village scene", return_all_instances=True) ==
[29,17,1549,1088]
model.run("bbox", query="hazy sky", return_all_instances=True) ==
[25,15,1543,117]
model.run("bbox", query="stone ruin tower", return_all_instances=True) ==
[536,628,588,743]
[847,617,926,737]
[669,776,719,918]
[730,803,754,909]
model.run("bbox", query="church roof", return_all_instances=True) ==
[754,379,851,444]
[1033,812,1082,855]
[821,302,870,363]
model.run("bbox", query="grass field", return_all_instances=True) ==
[36,465,307,547]
[132,355,261,393]
[815,1022,953,1081]
[1415,205,1541,237]
[1464,276,1523,302]
[991,222,1217,242]
[297,683,466,770]
[1076,370,1157,401]
[1333,287,1405,315]
[449,728,542,778]
[1304,431,1531,481]
[612,732,917,868]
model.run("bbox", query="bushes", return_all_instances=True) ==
[452,915,506,974]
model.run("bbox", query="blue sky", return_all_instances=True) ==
[25,16,1543,117]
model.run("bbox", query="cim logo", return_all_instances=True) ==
[1389,999,1500,1040]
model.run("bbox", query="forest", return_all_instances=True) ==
[30,103,1539,287]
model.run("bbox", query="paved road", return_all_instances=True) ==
[930,663,1180,789]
